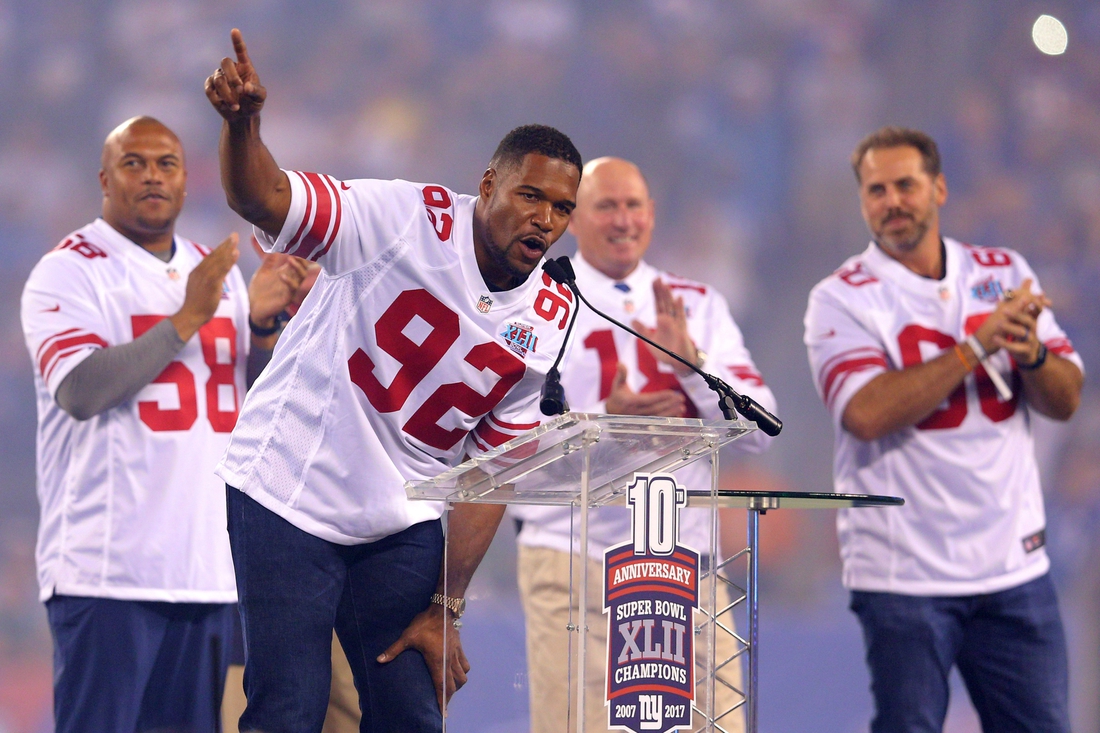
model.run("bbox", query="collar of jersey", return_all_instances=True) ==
[456,198,541,309]
[573,251,657,306]
[862,237,961,299]
[93,217,182,272]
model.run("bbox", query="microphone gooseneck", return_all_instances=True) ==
[539,266,582,416]
[541,256,782,436]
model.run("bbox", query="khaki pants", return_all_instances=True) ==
[518,545,745,733]
[221,632,362,733]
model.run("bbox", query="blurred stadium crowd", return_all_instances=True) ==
[1,0,1099,730]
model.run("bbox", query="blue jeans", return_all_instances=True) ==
[226,486,443,733]
[46,595,235,733]
[850,574,1070,733]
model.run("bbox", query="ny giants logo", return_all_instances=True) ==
[605,474,698,733]
[500,322,537,358]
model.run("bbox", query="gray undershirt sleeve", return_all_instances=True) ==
[57,314,278,419]
[247,343,274,388]
[55,318,186,420]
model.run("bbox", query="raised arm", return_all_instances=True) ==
[204,29,290,237]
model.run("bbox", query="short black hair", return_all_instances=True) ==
[851,126,941,182]
[490,124,582,175]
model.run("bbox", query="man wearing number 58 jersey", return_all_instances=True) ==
[20,116,308,732]
[804,126,1083,733]
[205,30,582,732]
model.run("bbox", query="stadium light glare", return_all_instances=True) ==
[1032,14,1068,55]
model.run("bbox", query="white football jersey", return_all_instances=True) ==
[514,253,777,558]
[215,173,573,545]
[805,237,1083,595]
[21,219,248,603]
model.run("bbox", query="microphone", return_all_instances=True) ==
[541,256,782,436]
[540,367,568,416]
[539,265,582,415]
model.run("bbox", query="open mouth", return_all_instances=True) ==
[519,236,547,258]
[139,191,169,202]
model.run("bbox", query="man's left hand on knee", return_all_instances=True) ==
[377,604,470,711]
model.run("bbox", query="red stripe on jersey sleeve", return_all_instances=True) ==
[470,432,492,454]
[298,172,335,259]
[821,356,888,408]
[286,171,316,257]
[1045,337,1075,356]
[817,347,887,387]
[309,175,343,262]
[39,332,108,380]
[487,414,540,432]
[36,328,81,362]
[474,420,514,448]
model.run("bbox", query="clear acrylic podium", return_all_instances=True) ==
[406,413,901,733]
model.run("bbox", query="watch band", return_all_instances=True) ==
[1018,343,1048,370]
[249,310,290,337]
[430,592,466,618]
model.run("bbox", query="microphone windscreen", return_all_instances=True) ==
[542,258,570,285]
[556,256,576,282]
[539,368,569,416]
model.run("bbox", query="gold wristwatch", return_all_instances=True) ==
[430,593,466,618]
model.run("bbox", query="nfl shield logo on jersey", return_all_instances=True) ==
[477,295,494,313]
[501,322,538,358]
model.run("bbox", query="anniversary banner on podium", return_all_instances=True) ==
[605,474,699,733]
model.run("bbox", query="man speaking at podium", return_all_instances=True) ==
[805,127,1083,732]
[205,29,582,732]
[513,157,776,733]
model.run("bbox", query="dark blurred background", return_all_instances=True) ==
[2,1,1099,730]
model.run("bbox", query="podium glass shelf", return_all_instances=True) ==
[406,412,757,507]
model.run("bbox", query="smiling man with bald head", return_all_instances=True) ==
[21,116,308,732]
[512,157,776,733]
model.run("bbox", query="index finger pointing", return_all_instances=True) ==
[231,28,251,66]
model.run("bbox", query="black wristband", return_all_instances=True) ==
[249,310,289,337]
[1018,343,1048,371]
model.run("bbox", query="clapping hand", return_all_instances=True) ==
[605,363,688,417]
[631,279,699,376]
[170,233,239,342]
[972,278,1051,365]
[247,237,317,332]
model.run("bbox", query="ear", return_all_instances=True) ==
[99,169,109,196]
[934,172,947,206]
[479,167,495,200]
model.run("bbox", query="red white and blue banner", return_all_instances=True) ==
[605,474,699,732]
